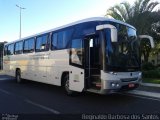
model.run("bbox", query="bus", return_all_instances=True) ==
[3,17,154,95]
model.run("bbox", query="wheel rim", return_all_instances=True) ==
[16,71,21,83]
[17,75,20,82]
[65,78,70,92]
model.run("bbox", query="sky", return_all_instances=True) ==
[0,0,135,42]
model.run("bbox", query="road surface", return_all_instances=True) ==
[0,75,159,119]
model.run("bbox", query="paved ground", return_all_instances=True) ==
[0,74,160,120]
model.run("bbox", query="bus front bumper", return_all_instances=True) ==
[99,79,141,94]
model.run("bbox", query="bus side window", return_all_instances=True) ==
[24,40,29,53]
[4,45,7,56]
[36,34,49,52]
[7,44,14,55]
[23,38,34,53]
[15,41,23,54]
[15,42,19,54]
[28,38,34,52]
[41,44,45,50]
[51,33,58,50]
[63,28,74,48]
[51,29,73,50]
[19,41,23,54]
[71,38,83,65]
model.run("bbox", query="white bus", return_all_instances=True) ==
[3,17,154,95]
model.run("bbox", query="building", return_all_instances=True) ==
[0,42,7,70]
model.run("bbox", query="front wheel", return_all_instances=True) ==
[64,74,77,96]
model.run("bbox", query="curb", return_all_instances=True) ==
[140,82,160,88]
[127,90,160,99]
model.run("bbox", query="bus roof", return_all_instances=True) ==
[5,17,136,45]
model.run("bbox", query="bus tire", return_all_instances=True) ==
[63,74,76,96]
[16,69,22,83]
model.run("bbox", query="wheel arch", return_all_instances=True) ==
[15,68,21,76]
[61,71,69,86]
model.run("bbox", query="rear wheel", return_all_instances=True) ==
[16,70,22,83]
[63,74,76,96]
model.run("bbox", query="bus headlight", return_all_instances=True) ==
[111,82,120,88]
[116,84,120,87]
[109,72,117,75]
[139,72,142,76]
[111,83,116,87]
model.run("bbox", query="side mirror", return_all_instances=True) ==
[110,27,118,42]
[139,35,155,48]
[96,24,118,42]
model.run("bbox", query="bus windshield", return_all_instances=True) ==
[105,24,140,72]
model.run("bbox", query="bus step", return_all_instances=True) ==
[92,81,101,88]
[91,74,100,77]
[87,89,101,94]
[91,75,100,81]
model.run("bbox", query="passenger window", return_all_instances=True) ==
[28,38,34,52]
[24,40,29,53]
[24,38,34,53]
[63,29,73,48]
[7,44,14,55]
[51,28,73,50]
[15,41,23,54]
[36,34,49,52]
[51,33,58,50]
[71,39,83,65]
[58,31,64,49]
[73,22,97,38]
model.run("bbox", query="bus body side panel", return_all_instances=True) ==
[46,50,69,86]
[3,55,17,77]
[69,66,84,92]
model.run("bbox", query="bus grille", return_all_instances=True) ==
[121,77,138,82]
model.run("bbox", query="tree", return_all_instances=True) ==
[0,44,3,51]
[0,42,7,70]
[106,0,160,62]
[150,18,160,65]
[0,42,4,70]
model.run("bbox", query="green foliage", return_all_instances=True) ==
[0,42,7,52]
[143,78,160,84]
[142,61,160,79]
[142,69,160,78]
[150,41,160,56]
[142,62,155,70]
[106,0,160,26]
[0,43,4,53]
[106,0,160,63]
[142,62,160,79]
[0,43,3,51]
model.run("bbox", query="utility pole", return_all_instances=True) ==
[16,4,26,39]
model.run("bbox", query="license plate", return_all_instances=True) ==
[128,83,135,88]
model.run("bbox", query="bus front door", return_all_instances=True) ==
[84,36,101,89]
